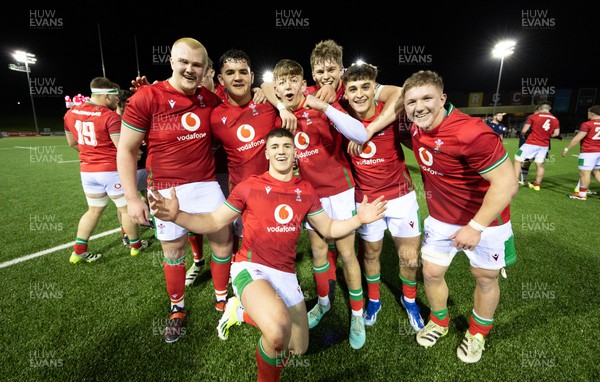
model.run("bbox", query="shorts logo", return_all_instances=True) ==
[274,204,293,224]
[418,147,434,166]
[294,132,310,150]
[236,124,256,143]
[181,112,201,132]
[115,183,122,190]
[359,142,377,159]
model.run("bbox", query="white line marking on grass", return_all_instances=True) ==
[9,145,70,150]
[0,228,121,268]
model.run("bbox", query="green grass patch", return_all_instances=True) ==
[0,136,598,381]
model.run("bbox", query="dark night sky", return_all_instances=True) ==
[0,5,596,128]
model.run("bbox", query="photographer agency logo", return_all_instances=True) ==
[31,77,64,98]
[275,10,309,29]
[29,10,63,29]
[399,45,432,65]
[521,9,556,30]
[153,45,171,65]
[521,78,556,97]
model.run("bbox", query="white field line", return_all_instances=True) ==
[9,145,70,150]
[0,228,121,268]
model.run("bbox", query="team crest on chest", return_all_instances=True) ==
[302,111,312,125]
[434,139,444,153]
[250,103,258,116]
[295,188,302,202]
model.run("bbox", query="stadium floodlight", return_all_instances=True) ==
[12,50,39,134]
[262,70,274,83]
[491,40,516,116]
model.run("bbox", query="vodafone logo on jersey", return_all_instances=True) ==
[274,204,294,224]
[418,147,434,166]
[236,124,256,143]
[266,204,297,233]
[294,132,310,150]
[181,112,201,132]
[359,142,377,159]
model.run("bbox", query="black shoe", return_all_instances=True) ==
[122,234,130,246]
[164,305,186,343]
[328,279,336,306]
[195,258,206,268]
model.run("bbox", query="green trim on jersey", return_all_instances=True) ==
[307,208,324,217]
[479,152,508,174]
[224,201,242,214]
[121,120,146,133]
[343,167,353,189]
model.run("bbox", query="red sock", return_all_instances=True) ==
[430,310,450,327]
[243,311,258,328]
[210,253,232,300]
[348,287,364,312]
[188,233,203,262]
[468,313,494,337]
[365,274,380,301]
[326,245,337,282]
[164,258,185,305]
[256,340,287,382]
[534,182,540,187]
[402,283,417,300]
[313,262,330,298]
[129,238,142,250]
[73,243,88,255]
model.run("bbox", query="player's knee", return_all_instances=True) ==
[421,258,446,281]
[363,248,380,261]
[398,248,420,269]
[471,268,499,287]
[263,326,290,353]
